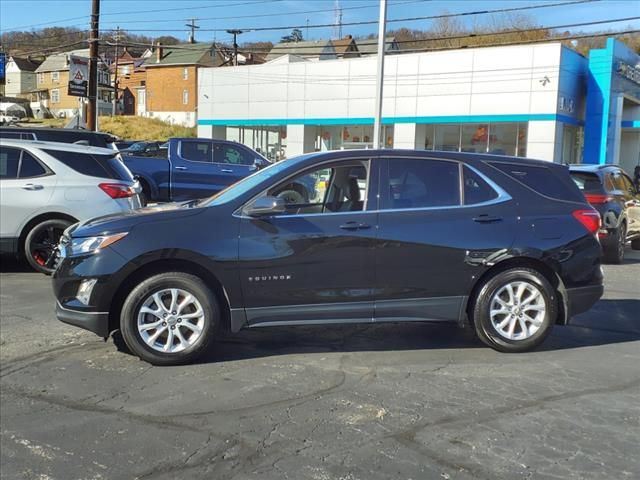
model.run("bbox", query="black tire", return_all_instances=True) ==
[138,181,150,207]
[602,225,625,264]
[23,218,72,274]
[632,238,640,251]
[471,267,557,353]
[119,272,219,365]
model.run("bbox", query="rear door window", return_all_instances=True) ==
[180,141,212,163]
[214,143,254,166]
[43,150,133,181]
[0,146,20,178]
[19,152,48,178]
[463,166,499,205]
[383,158,460,209]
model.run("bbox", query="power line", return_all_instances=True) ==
[3,0,277,33]
[99,0,427,26]
[112,0,602,33]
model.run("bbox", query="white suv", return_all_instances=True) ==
[0,139,142,273]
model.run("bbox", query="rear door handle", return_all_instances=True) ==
[22,184,43,191]
[340,221,371,230]
[221,168,234,173]
[174,166,187,171]
[473,215,503,223]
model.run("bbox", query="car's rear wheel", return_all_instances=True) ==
[471,267,556,353]
[23,219,72,274]
[119,272,218,365]
[603,224,625,264]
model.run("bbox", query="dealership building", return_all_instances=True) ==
[197,38,640,173]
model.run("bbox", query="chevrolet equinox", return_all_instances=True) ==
[53,150,604,365]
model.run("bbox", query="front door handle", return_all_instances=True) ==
[221,168,234,173]
[473,215,503,223]
[22,184,44,191]
[340,221,371,230]
[175,166,187,171]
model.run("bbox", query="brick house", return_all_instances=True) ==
[33,49,113,118]
[110,48,147,115]
[143,43,225,127]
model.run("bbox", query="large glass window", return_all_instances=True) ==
[461,124,489,153]
[385,158,460,209]
[433,125,460,151]
[422,122,527,157]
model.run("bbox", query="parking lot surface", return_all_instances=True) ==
[1,252,639,480]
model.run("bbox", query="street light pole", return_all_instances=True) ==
[226,29,243,66]
[372,0,387,149]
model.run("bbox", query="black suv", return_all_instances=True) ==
[0,127,117,149]
[569,164,640,263]
[53,150,604,365]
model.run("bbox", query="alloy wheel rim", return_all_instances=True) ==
[30,225,63,267]
[489,281,546,341]
[137,288,205,353]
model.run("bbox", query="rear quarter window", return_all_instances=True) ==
[43,150,133,181]
[490,162,583,202]
[570,172,604,194]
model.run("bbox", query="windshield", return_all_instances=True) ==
[201,161,292,207]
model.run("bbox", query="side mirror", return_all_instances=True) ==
[245,196,286,217]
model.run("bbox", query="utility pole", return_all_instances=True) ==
[372,0,387,149]
[87,0,100,131]
[111,26,121,116]
[226,29,243,66]
[186,18,200,44]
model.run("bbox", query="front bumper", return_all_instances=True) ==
[565,284,604,318]
[56,301,110,337]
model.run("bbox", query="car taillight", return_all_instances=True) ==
[583,193,612,204]
[99,183,135,199]
[572,209,601,235]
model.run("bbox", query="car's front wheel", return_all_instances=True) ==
[120,272,219,365]
[471,267,557,353]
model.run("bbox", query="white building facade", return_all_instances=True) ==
[198,40,639,173]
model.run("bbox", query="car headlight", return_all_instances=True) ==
[68,232,128,256]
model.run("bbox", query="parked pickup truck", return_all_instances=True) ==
[121,138,272,203]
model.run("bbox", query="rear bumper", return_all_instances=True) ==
[565,284,604,319]
[56,301,110,337]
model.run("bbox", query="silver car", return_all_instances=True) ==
[0,139,142,273]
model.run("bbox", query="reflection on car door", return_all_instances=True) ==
[237,158,379,326]
[374,156,517,323]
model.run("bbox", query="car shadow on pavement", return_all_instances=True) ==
[193,299,640,364]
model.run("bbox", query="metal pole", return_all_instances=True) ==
[112,26,119,116]
[87,0,100,131]
[372,0,387,149]
[227,30,243,66]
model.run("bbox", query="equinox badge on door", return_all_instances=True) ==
[248,274,292,282]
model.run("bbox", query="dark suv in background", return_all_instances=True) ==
[569,164,640,263]
[53,150,604,365]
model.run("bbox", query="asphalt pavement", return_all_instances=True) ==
[1,251,639,480]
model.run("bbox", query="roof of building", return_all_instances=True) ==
[331,36,358,56]
[146,43,225,67]
[357,36,399,55]
[266,40,336,61]
[35,49,109,73]
[9,56,43,72]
